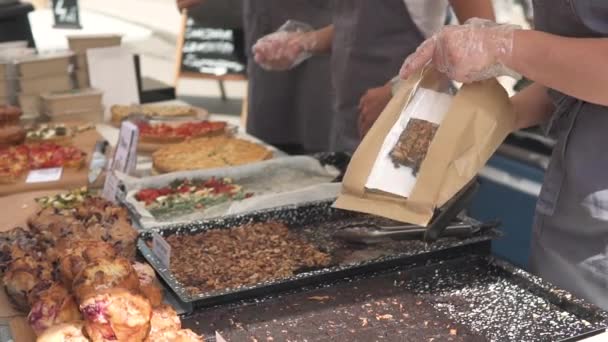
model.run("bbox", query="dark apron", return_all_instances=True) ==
[329,0,426,153]
[243,1,333,153]
[530,0,608,310]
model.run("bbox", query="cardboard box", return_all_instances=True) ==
[16,52,74,79]
[41,88,102,114]
[18,74,74,95]
[44,106,104,123]
[17,94,40,115]
[67,34,122,53]
[75,68,90,88]
[75,53,87,70]
[0,78,16,99]
[0,96,8,106]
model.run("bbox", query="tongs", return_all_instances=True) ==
[334,180,496,244]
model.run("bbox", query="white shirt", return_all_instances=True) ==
[403,0,449,38]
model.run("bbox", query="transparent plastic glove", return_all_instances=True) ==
[253,20,317,71]
[400,19,521,83]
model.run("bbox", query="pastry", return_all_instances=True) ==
[36,322,89,342]
[80,288,152,342]
[147,329,204,342]
[136,121,227,144]
[0,105,22,125]
[152,136,272,173]
[57,240,117,287]
[390,118,439,174]
[3,256,53,311]
[132,262,163,307]
[148,305,181,336]
[0,125,26,147]
[134,177,252,219]
[25,124,73,145]
[72,257,140,302]
[111,105,197,125]
[27,283,81,335]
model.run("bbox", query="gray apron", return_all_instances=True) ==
[530,0,608,310]
[330,0,426,153]
[243,1,333,152]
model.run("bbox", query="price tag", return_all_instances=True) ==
[152,231,171,269]
[103,121,138,202]
[26,167,63,183]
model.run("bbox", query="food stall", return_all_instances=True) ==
[0,41,607,342]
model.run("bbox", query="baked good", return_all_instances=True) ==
[72,257,140,301]
[27,283,81,335]
[36,322,89,342]
[0,125,26,147]
[25,123,73,145]
[149,305,181,336]
[57,240,117,286]
[111,105,197,125]
[147,329,204,342]
[132,262,163,307]
[135,177,252,219]
[35,187,91,210]
[137,121,227,144]
[3,256,53,311]
[390,118,439,174]
[0,227,40,274]
[80,288,152,342]
[0,105,22,125]
[0,143,86,183]
[152,136,272,173]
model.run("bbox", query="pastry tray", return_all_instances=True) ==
[138,200,499,310]
[182,255,608,342]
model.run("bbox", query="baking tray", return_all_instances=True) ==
[182,255,608,342]
[139,200,499,311]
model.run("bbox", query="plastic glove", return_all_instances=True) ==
[400,19,521,83]
[253,21,317,71]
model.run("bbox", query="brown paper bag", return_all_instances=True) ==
[335,68,515,226]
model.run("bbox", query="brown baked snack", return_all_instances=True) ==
[36,321,89,342]
[80,288,152,342]
[148,305,181,336]
[152,136,272,173]
[148,329,204,342]
[27,283,82,335]
[72,257,140,302]
[132,262,163,307]
[111,105,197,125]
[0,105,22,126]
[390,118,439,174]
[3,256,53,311]
[57,240,117,287]
[0,125,26,147]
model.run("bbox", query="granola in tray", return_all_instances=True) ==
[390,118,439,174]
[134,177,253,219]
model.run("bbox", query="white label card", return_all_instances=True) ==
[152,231,171,269]
[102,121,139,202]
[215,332,228,342]
[26,167,63,183]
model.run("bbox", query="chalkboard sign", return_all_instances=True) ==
[177,16,246,77]
[52,0,81,29]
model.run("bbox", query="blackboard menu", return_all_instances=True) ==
[52,0,81,29]
[180,17,246,76]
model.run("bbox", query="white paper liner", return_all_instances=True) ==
[119,156,340,230]
[365,87,453,198]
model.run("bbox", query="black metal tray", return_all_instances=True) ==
[139,200,498,310]
[182,255,608,342]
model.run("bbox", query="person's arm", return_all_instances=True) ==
[508,31,608,107]
[305,25,334,54]
[510,82,555,130]
[449,0,495,22]
[176,0,204,11]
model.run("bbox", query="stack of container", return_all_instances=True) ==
[15,52,76,118]
[0,40,34,108]
[41,88,104,123]
[67,34,122,89]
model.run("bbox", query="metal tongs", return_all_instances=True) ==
[334,180,498,244]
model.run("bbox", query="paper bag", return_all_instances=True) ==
[335,68,515,226]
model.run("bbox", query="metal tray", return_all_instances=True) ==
[139,200,498,310]
[181,255,608,342]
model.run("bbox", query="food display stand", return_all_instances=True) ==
[1,96,607,342]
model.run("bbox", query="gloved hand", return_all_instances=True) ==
[400,19,521,83]
[253,21,317,71]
